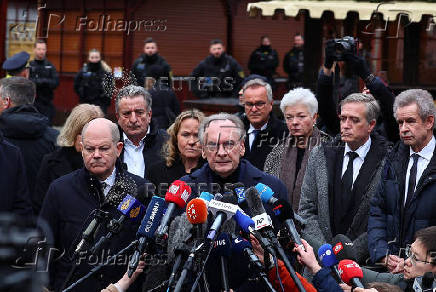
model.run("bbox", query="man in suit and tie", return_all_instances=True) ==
[299,93,391,263]
[368,89,436,273]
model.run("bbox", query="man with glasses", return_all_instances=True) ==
[115,85,168,178]
[368,89,436,273]
[241,78,288,170]
[39,118,149,292]
[179,112,288,291]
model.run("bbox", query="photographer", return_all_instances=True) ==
[317,37,399,142]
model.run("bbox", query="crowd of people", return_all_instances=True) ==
[0,34,435,292]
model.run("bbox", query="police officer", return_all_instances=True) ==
[74,49,114,114]
[191,39,244,99]
[29,39,59,125]
[283,33,305,89]
[131,37,172,87]
[2,51,30,78]
[248,35,279,87]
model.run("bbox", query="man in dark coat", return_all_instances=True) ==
[29,39,59,125]
[283,33,304,89]
[248,36,279,87]
[115,85,168,178]
[241,78,288,170]
[0,130,32,216]
[191,39,244,99]
[299,93,390,264]
[368,89,436,272]
[145,65,180,130]
[39,118,150,292]
[0,77,58,195]
[180,113,289,291]
[131,37,172,87]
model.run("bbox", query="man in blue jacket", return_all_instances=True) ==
[368,89,436,273]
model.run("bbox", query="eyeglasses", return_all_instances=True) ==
[245,102,266,109]
[205,140,240,153]
[405,244,433,265]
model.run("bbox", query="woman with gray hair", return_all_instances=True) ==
[32,103,104,214]
[264,87,330,210]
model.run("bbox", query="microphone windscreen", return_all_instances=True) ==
[233,209,255,233]
[117,194,146,222]
[231,236,252,254]
[199,192,214,202]
[332,234,356,262]
[214,193,223,201]
[235,187,245,203]
[167,213,192,260]
[165,180,192,208]
[338,259,364,285]
[186,198,208,225]
[221,191,238,205]
[255,183,274,203]
[318,243,338,267]
[136,196,166,238]
[212,232,232,257]
[244,186,266,216]
[271,199,294,222]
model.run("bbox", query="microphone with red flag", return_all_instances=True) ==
[155,180,191,240]
[332,234,356,262]
[338,259,364,288]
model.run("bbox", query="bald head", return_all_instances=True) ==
[81,118,120,144]
[80,118,123,180]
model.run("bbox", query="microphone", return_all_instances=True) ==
[318,244,342,283]
[338,259,364,289]
[231,234,277,292]
[206,193,238,241]
[127,196,166,277]
[167,198,209,290]
[91,194,146,254]
[155,180,191,240]
[332,234,356,262]
[199,192,214,205]
[255,182,277,204]
[245,186,306,292]
[271,198,304,250]
[212,233,232,292]
[74,209,109,255]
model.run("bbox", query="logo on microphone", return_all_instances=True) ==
[181,189,190,202]
[129,206,141,218]
[168,184,179,194]
[334,243,344,254]
[121,198,132,210]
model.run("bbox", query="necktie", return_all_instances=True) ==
[342,151,359,192]
[251,129,260,150]
[405,153,420,206]
[101,182,108,196]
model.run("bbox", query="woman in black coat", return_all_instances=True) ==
[33,104,104,215]
[74,49,114,114]
[146,109,205,196]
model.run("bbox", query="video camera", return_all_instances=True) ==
[334,36,358,61]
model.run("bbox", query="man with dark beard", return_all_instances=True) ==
[191,39,244,99]
[131,37,172,87]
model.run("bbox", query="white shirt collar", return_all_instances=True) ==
[344,136,372,159]
[101,167,117,189]
[122,126,150,146]
[248,122,268,134]
[409,136,435,161]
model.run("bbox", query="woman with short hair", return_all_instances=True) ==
[264,88,330,211]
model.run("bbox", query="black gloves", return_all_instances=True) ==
[343,52,371,80]
[324,39,336,69]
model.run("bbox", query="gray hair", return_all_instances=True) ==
[115,85,152,113]
[393,89,435,128]
[280,87,318,116]
[242,78,273,101]
[340,93,380,123]
[81,118,120,144]
[198,112,246,145]
[0,77,35,105]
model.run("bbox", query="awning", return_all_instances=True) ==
[247,1,436,22]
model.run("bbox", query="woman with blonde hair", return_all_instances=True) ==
[32,104,104,214]
[146,109,205,196]
[74,48,114,114]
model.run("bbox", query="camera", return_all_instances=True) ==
[334,36,358,61]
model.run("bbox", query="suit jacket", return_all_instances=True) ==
[39,166,150,292]
[298,133,390,263]
[243,114,288,170]
[119,121,168,178]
